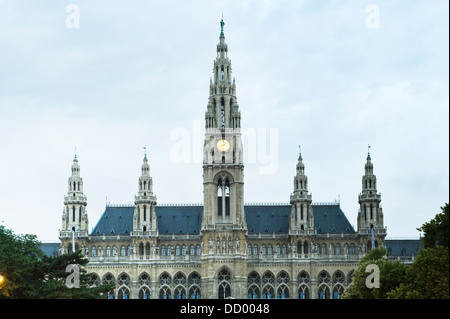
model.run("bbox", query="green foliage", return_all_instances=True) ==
[342,247,409,299]
[388,246,449,299]
[0,225,113,299]
[0,225,45,298]
[344,203,450,299]
[418,203,449,249]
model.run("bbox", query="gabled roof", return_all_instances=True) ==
[89,203,356,236]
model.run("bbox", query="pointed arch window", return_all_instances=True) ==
[217,177,230,220]
[218,268,231,299]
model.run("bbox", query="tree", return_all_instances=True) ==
[387,246,449,299]
[417,203,449,249]
[342,247,409,299]
[0,225,45,298]
[1,225,113,298]
[389,204,449,299]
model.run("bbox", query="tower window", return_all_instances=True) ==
[217,177,230,220]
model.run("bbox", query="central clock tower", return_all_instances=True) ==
[202,19,245,232]
[201,20,247,298]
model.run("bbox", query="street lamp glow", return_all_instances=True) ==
[0,275,4,284]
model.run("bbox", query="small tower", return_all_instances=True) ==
[289,147,314,234]
[60,152,89,251]
[132,148,157,236]
[357,147,386,247]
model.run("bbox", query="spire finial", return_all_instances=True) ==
[298,145,302,159]
[143,146,147,160]
[74,146,78,161]
[220,16,225,35]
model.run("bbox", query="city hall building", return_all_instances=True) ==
[54,20,422,299]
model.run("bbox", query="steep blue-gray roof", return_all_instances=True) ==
[385,239,423,257]
[40,242,60,257]
[157,205,203,235]
[245,204,290,234]
[90,203,355,236]
[91,206,134,235]
[312,204,356,234]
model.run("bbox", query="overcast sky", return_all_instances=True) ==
[0,0,448,242]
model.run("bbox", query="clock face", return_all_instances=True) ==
[217,139,230,152]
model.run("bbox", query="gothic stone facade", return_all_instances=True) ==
[59,20,390,299]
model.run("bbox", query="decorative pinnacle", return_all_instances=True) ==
[298,145,302,159]
[74,146,78,161]
[143,146,147,160]
[220,18,225,36]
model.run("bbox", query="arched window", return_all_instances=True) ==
[218,268,232,299]
[196,245,201,256]
[176,245,180,256]
[182,245,187,256]
[138,273,151,299]
[121,246,126,256]
[174,272,187,299]
[159,272,172,299]
[106,246,111,257]
[298,271,310,299]
[217,177,231,220]
[102,273,115,299]
[276,271,290,299]
[267,244,273,255]
[318,270,331,299]
[91,246,96,257]
[188,272,201,299]
[247,271,261,299]
[190,245,195,256]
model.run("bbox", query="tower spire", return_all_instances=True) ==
[290,149,313,234]
[60,153,89,250]
[133,150,157,235]
[357,150,386,244]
